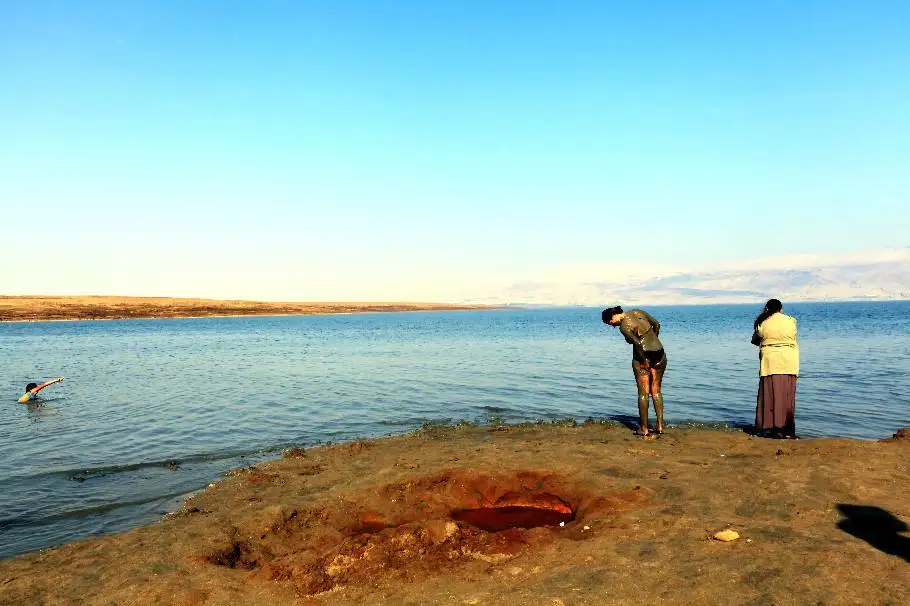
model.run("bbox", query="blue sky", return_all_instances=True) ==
[2,1,908,300]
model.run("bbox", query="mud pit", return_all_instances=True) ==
[206,469,647,595]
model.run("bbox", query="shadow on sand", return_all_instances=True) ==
[606,414,641,432]
[837,504,910,563]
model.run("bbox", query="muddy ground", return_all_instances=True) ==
[0,296,493,322]
[1,424,907,605]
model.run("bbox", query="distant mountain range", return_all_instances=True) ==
[473,247,910,305]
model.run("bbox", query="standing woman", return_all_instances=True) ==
[751,299,800,438]
[602,306,667,439]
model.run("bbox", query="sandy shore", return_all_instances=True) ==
[0,424,907,605]
[0,296,498,323]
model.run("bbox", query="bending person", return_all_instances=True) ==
[602,306,667,439]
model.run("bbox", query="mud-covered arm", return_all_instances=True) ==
[641,310,661,336]
[620,322,646,360]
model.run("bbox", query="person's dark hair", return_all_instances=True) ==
[754,299,783,329]
[26,383,38,392]
[601,306,623,324]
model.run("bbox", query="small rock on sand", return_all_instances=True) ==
[713,529,740,542]
[282,447,306,458]
[423,520,459,543]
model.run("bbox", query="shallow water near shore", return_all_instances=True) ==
[1,301,908,558]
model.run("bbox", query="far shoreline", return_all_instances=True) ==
[0,308,511,325]
[0,296,508,324]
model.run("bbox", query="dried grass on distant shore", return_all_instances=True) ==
[0,296,494,322]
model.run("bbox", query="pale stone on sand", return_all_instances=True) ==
[713,529,740,542]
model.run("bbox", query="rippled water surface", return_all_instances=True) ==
[2,302,908,558]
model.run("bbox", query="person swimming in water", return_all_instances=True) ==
[18,377,64,403]
[602,306,667,439]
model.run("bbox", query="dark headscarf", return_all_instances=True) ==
[754,299,783,330]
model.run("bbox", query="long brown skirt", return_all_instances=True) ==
[755,374,797,437]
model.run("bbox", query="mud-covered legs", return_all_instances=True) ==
[650,367,665,434]
[632,356,667,437]
[634,369,651,435]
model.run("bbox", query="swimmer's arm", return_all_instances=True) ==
[32,377,64,394]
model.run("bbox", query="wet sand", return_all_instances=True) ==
[0,296,497,322]
[1,424,907,605]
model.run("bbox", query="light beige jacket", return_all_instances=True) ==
[755,312,799,377]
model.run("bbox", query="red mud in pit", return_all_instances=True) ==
[206,468,648,596]
[452,492,574,532]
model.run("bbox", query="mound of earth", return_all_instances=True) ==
[205,467,646,596]
[0,424,907,605]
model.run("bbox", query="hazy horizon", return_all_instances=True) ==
[5,246,908,306]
